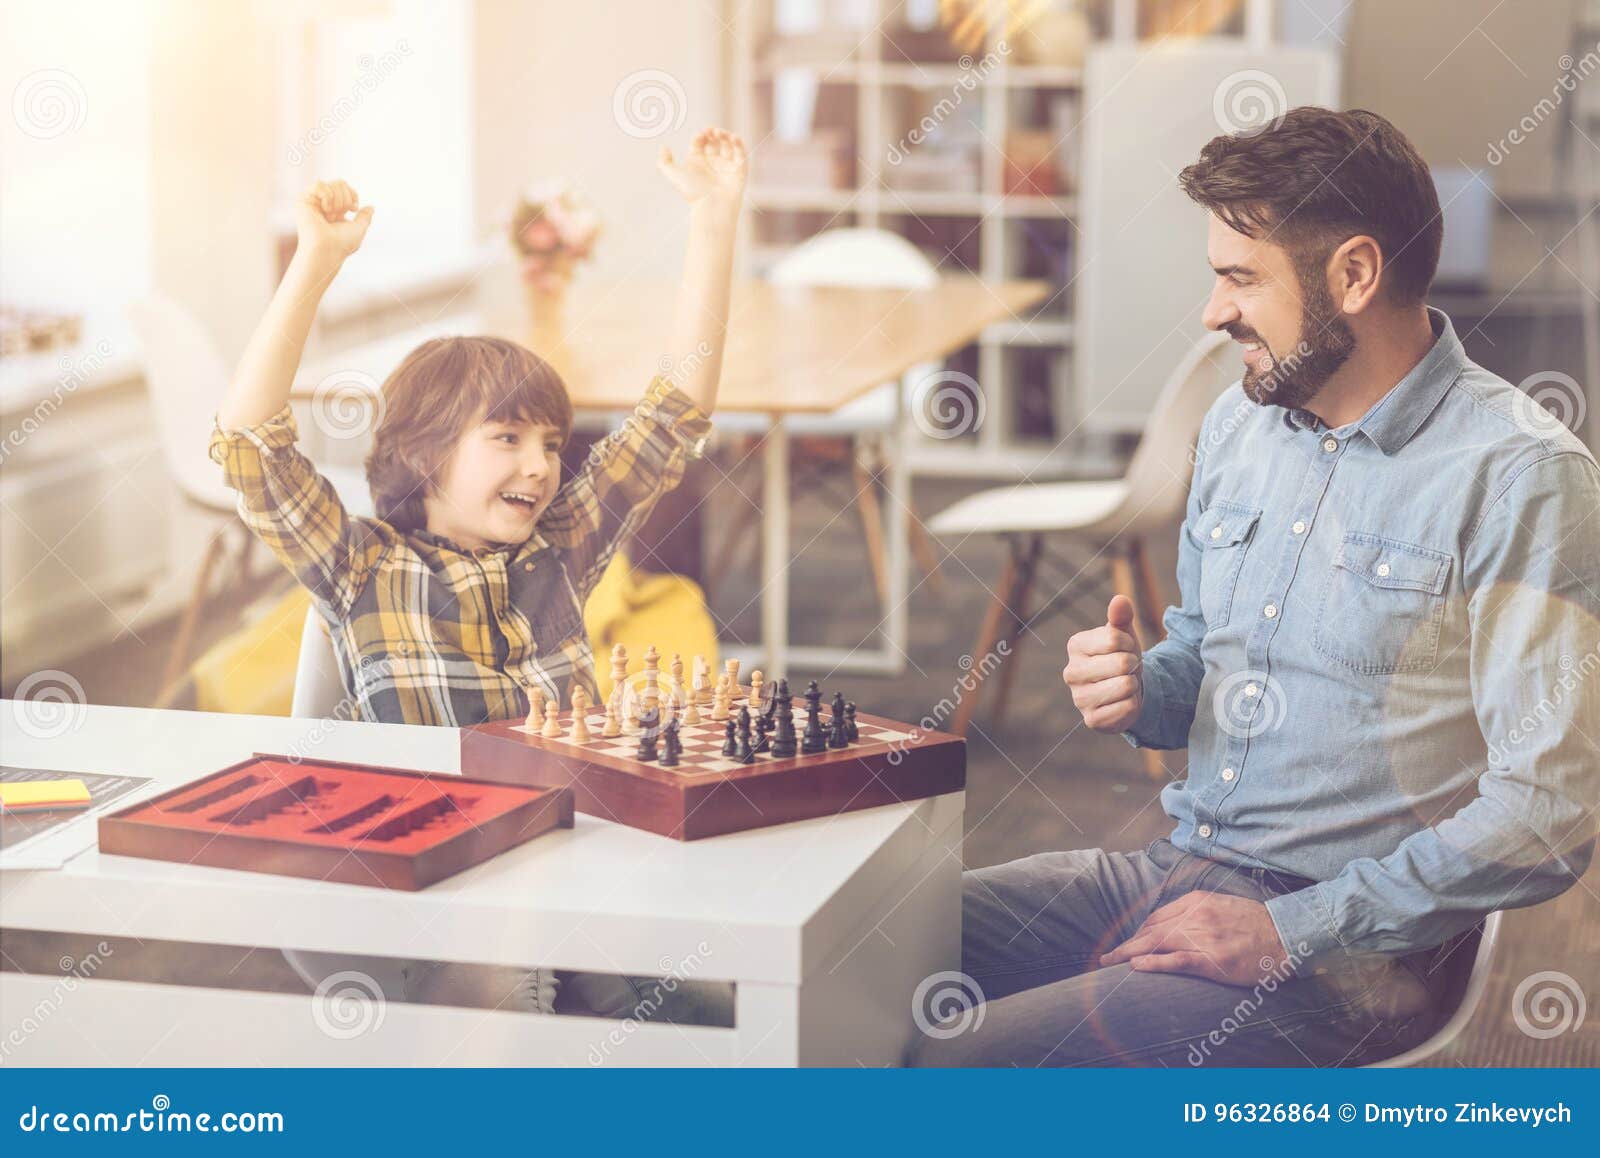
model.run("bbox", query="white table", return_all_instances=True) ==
[0,703,963,1066]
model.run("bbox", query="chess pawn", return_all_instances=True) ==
[682,685,701,726]
[711,674,731,722]
[525,686,547,732]
[570,686,592,743]
[541,700,563,738]
[749,669,764,709]
[602,696,621,738]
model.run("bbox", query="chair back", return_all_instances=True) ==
[1117,330,1236,530]
[767,228,939,290]
[290,606,349,719]
[127,294,237,511]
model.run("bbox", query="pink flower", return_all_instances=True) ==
[520,219,560,252]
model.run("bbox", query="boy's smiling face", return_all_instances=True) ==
[422,411,563,551]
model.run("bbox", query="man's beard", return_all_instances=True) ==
[1233,271,1356,409]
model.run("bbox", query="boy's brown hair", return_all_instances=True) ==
[365,336,573,532]
[1179,106,1442,305]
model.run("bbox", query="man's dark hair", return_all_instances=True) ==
[1179,107,1441,306]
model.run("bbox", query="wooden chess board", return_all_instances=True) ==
[98,754,573,890]
[460,703,965,840]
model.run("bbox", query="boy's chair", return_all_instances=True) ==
[291,606,347,719]
[706,229,945,607]
[129,294,370,708]
[1365,912,1502,1067]
[926,329,1234,778]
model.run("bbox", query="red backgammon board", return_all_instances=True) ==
[98,754,573,890]
[460,703,965,841]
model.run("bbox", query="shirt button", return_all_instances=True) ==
[1291,520,1307,535]
[1263,603,1278,618]
[1210,525,1223,540]
[1376,562,1391,577]
[1323,437,1339,453]
[1221,767,1236,782]
[1244,683,1259,697]
[524,561,535,572]
[1198,824,1213,838]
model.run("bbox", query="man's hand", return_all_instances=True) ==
[657,127,748,209]
[294,180,373,270]
[1099,892,1290,985]
[1064,595,1144,733]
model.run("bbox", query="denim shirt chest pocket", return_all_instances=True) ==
[1188,500,1262,629]
[1313,533,1452,675]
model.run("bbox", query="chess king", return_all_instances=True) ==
[212,129,747,1022]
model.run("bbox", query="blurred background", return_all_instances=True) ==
[3,0,1597,1062]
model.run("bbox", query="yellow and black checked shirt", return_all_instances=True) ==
[209,377,712,726]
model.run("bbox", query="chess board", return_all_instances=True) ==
[98,754,573,890]
[460,703,965,840]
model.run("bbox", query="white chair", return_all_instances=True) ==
[707,229,945,605]
[291,607,348,719]
[129,294,372,707]
[927,329,1234,778]
[1366,912,1502,1067]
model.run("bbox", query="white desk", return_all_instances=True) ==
[0,703,963,1067]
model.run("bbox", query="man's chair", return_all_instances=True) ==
[1365,912,1502,1067]
[130,295,370,708]
[926,329,1234,777]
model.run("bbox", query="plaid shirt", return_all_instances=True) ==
[209,377,712,726]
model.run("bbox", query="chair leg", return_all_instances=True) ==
[1109,544,1167,780]
[951,540,1024,737]
[907,505,944,593]
[850,451,891,609]
[988,535,1041,732]
[1129,536,1166,643]
[154,525,230,708]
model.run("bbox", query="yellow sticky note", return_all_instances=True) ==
[0,779,92,812]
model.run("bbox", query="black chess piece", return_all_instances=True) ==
[801,681,827,754]
[635,707,660,762]
[735,706,755,763]
[753,706,774,754]
[771,679,798,759]
[828,692,849,749]
[661,716,682,767]
[722,717,738,757]
[844,701,859,742]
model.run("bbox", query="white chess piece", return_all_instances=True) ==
[525,686,546,732]
[570,686,592,743]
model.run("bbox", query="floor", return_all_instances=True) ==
[4,464,1597,1066]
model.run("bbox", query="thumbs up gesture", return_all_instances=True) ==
[1063,595,1144,733]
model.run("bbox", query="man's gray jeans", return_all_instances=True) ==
[910,839,1454,1067]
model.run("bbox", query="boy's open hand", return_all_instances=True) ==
[295,180,374,267]
[658,128,748,208]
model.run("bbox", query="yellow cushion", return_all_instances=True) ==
[191,583,310,716]
[585,551,720,702]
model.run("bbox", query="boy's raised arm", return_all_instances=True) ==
[656,128,747,416]
[217,181,373,431]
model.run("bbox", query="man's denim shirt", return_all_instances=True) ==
[1128,309,1600,968]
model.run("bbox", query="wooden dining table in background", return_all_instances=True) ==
[292,269,1049,677]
